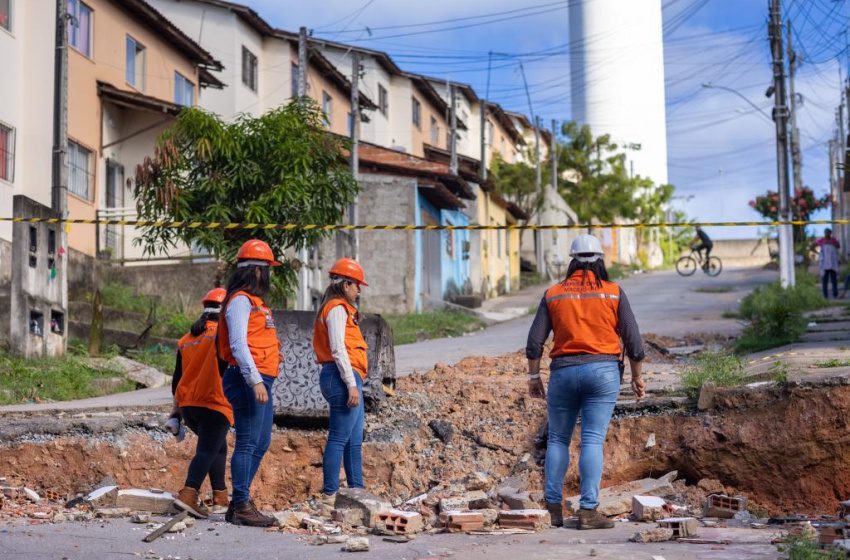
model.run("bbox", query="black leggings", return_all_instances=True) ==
[181,406,230,491]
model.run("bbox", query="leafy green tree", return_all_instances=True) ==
[554,121,637,231]
[134,101,357,301]
[488,149,542,222]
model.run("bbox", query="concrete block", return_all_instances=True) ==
[373,509,424,534]
[85,485,118,507]
[439,496,469,512]
[465,490,492,510]
[630,527,675,543]
[818,523,848,546]
[463,472,492,492]
[479,508,499,527]
[335,489,391,528]
[273,510,309,528]
[658,517,699,539]
[566,472,676,516]
[703,494,747,519]
[631,495,666,521]
[23,487,40,503]
[344,537,370,552]
[697,381,716,411]
[498,490,538,510]
[332,508,364,526]
[116,489,175,514]
[95,507,131,518]
[497,509,551,530]
[439,510,485,533]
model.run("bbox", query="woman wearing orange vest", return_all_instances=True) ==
[217,239,282,527]
[313,258,369,508]
[171,287,233,519]
[526,234,646,530]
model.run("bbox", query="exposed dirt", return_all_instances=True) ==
[1,347,849,519]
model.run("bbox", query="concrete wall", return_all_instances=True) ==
[0,0,55,245]
[708,238,772,268]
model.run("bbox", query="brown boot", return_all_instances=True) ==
[174,486,209,519]
[211,489,229,515]
[546,502,564,527]
[230,500,274,527]
[577,508,614,530]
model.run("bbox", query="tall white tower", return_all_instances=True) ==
[569,0,668,185]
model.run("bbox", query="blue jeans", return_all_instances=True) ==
[823,270,838,298]
[319,364,364,495]
[222,366,275,506]
[544,361,620,509]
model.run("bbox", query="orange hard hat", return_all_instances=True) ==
[236,239,281,267]
[202,287,227,305]
[329,258,368,286]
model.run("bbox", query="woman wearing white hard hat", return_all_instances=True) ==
[525,233,646,529]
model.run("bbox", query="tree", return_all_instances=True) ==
[488,149,542,222]
[555,121,636,230]
[134,101,357,302]
[749,186,830,245]
[631,178,675,258]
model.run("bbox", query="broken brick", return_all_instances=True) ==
[657,517,699,539]
[335,489,392,528]
[438,510,485,533]
[630,527,675,543]
[84,485,118,508]
[703,494,747,519]
[497,509,551,531]
[498,490,538,510]
[116,489,174,514]
[95,507,131,518]
[465,490,492,510]
[818,523,848,546]
[631,495,666,521]
[332,508,364,527]
[372,509,424,535]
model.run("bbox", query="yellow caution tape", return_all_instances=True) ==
[0,216,846,231]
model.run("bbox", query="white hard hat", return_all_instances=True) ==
[570,234,604,263]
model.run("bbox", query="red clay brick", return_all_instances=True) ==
[438,510,485,533]
[372,509,424,535]
[703,494,747,519]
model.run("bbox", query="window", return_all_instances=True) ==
[0,0,11,32]
[242,46,258,92]
[430,116,438,145]
[67,0,92,57]
[174,72,194,106]
[412,97,421,128]
[378,84,388,116]
[291,63,299,97]
[125,35,145,90]
[322,91,332,127]
[68,140,93,200]
[0,123,15,182]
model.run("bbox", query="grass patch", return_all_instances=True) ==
[127,345,176,373]
[385,310,485,345]
[813,358,850,368]
[768,361,789,383]
[608,262,641,281]
[693,286,733,293]
[777,535,846,559]
[0,350,136,405]
[90,282,196,339]
[681,351,747,396]
[721,310,739,319]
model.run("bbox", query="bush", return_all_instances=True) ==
[681,351,747,395]
[777,535,846,559]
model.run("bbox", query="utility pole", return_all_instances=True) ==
[519,61,544,277]
[349,52,360,261]
[768,0,795,287]
[786,20,803,243]
[52,0,69,353]
[296,27,310,310]
[829,137,837,225]
[550,119,557,190]
[842,81,850,249]
[839,91,847,248]
[449,83,458,175]
[480,52,492,182]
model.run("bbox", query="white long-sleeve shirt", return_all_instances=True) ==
[225,295,263,386]
[326,305,358,389]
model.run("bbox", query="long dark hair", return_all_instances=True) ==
[315,278,348,322]
[224,264,271,307]
[190,307,221,337]
[565,258,609,288]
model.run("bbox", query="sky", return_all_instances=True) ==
[234,0,848,240]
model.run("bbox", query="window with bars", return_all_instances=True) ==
[0,123,15,182]
[174,72,194,106]
[430,116,438,145]
[378,84,388,116]
[0,0,11,32]
[291,63,299,97]
[242,46,258,92]
[322,91,332,128]
[69,141,93,200]
[412,97,421,128]
[67,0,92,57]
[125,35,145,90]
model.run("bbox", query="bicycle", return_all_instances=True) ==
[676,248,722,277]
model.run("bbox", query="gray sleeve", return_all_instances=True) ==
[225,295,263,386]
[525,297,552,360]
[617,288,645,362]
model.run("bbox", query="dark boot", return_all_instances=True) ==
[211,489,229,514]
[248,499,275,526]
[224,501,234,523]
[229,501,275,527]
[174,486,209,519]
[545,502,564,527]
[577,508,614,530]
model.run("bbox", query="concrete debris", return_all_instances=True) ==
[479,508,499,527]
[497,509,551,531]
[167,520,187,533]
[645,433,656,449]
[343,536,370,552]
[383,535,413,543]
[105,356,170,389]
[697,381,716,411]
[498,489,538,510]
[657,517,699,539]
[51,512,67,523]
[833,539,850,552]
[85,485,118,507]
[143,511,188,543]
[818,523,849,546]
[439,496,469,513]
[334,489,391,528]
[95,507,132,518]
[273,510,309,528]
[23,487,40,503]
[116,489,175,515]
[313,534,349,545]
[839,499,850,518]
[630,527,675,543]
[631,495,666,521]
[332,508,364,527]
[428,419,455,444]
[439,510,485,532]
[465,490,492,510]
[373,509,424,535]
[462,472,492,492]
[703,494,747,519]
[566,472,677,516]
[131,513,152,524]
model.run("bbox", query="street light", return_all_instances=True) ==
[701,83,773,123]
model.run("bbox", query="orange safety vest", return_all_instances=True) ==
[217,291,281,377]
[313,298,369,380]
[175,321,234,425]
[545,270,622,358]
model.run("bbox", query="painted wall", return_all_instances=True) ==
[521,184,580,279]
[0,0,56,244]
[487,113,519,165]
[440,208,470,300]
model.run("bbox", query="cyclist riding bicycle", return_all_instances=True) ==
[690,227,714,270]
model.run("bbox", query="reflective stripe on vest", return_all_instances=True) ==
[545,272,622,358]
[312,298,369,380]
